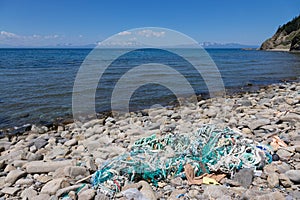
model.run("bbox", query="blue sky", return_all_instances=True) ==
[0,0,299,47]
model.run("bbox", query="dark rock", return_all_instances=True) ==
[233,168,254,188]
[285,170,300,183]
[291,32,300,51]
[34,138,48,149]
[272,154,280,161]
[39,120,54,128]
[10,124,32,136]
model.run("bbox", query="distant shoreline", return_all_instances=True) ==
[264,48,290,52]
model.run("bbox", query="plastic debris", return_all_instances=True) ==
[254,170,263,177]
[92,125,273,196]
[203,177,219,185]
[270,136,288,150]
[176,193,185,198]
[184,163,225,185]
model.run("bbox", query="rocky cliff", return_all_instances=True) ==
[260,15,300,51]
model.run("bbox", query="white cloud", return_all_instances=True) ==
[0,31,61,41]
[0,30,66,46]
[137,30,165,38]
[117,31,132,36]
[98,39,143,47]
[32,34,41,38]
[0,31,20,39]
[44,34,59,39]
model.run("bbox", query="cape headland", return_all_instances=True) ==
[260,15,300,52]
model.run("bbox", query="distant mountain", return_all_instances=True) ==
[0,42,258,49]
[200,42,258,49]
[0,43,97,49]
[54,43,96,48]
[260,15,300,51]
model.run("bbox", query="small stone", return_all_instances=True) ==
[85,157,97,172]
[26,152,43,161]
[168,189,186,200]
[248,119,270,131]
[29,145,37,153]
[82,140,100,152]
[105,117,116,124]
[204,107,217,118]
[236,99,252,106]
[279,173,292,188]
[258,191,285,200]
[34,174,52,183]
[242,127,252,135]
[203,185,226,199]
[285,170,300,183]
[31,125,45,134]
[12,160,28,168]
[122,188,146,200]
[5,169,26,184]
[267,173,279,188]
[139,181,157,200]
[15,178,34,185]
[0,177,5,188]
[94,192,109,200]
[64,138,77,146]
[57,126,64,132]
[170,177,183,186]
[1,187,20,195]
[280,113,300,122]
[188,189,199,198]
[63,166,89,178]
[233,168,253,188]
[26,160,75,173]
[56,184,83,197]
[295,163,300,170]
[68,191,77,200]
[157,182,167,188]
[45,146,69,159]
[290,190,300,200]
[4,164,16,172]
[31,194,51,200]
[276,162,290,173]
[276,149,293,161]
[171,113,181,120]
[272,154,280,161]
[34,138,48,149]
[21,188,38,200]
[148,122,160,130]
[223,179,241,187]
[295,146,300,153]
[41,178,68,195]
[78,189,95,200]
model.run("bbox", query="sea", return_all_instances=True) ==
[0,48,299,129]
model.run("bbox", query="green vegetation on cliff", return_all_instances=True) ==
[260,15,300,51]
[276,15,300,35]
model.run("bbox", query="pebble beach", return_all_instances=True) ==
[0,81,300,200]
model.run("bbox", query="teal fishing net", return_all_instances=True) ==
[92,125,272,196]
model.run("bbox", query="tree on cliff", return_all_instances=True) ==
[260,15,300,51]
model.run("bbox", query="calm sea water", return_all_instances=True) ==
[0,48,299,129]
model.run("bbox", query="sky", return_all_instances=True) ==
[0,0,299,47]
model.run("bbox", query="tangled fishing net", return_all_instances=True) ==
[92,125,273,196]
